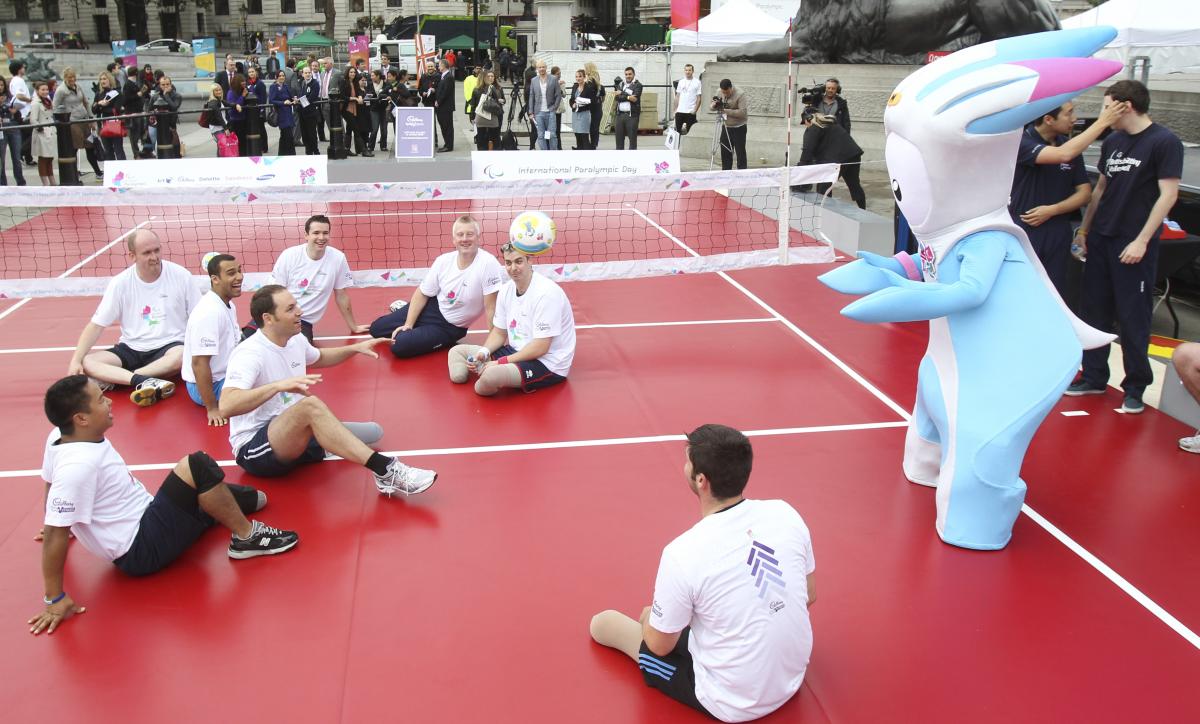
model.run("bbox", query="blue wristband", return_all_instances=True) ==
[43,591,66,605]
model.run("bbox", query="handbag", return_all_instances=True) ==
[265,105,278,127]
[217,130,239,158]
[664,127,680,150]
[475,104,493,122]
[198,111,210,128]
[100,118,127,138]
[482,93,502,116]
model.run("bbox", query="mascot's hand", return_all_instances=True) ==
[818,258,903,296]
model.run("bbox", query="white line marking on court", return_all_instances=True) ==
[0,421,909,479]
[0,317,780,354]
[0,219,154,325]
[631,204,1200,652]
[1020,504,1200,650]
[628,207,912,421]
[1060,410,1090,417]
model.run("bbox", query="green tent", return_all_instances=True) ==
[439,34,493,50]
[288,29,335,48]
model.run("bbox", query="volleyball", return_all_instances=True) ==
[508,211,557,256]
[201,251,220,273]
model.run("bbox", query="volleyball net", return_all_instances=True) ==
[0,165,840,298]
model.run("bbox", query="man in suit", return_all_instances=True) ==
[318,57,344,147]
[216,58,240,96]
[614,66,643,150]
[435,59,456,152]
[526,60,563,150]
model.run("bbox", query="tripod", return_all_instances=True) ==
[708,112,732,170]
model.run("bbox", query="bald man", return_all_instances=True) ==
[68,229,201,407]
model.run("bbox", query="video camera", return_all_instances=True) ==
[710,94,727,110]
[796,84,823,107]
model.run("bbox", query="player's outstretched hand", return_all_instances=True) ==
[352,337,389,358]
[278,374,322,395]
[29,596,86,635]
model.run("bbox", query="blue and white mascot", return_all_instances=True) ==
[820,28,1123,549]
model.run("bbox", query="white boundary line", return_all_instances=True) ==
[0,317,780,354]
[630,204,1200,653]
[0,219,153,324]
[0,421,908,479]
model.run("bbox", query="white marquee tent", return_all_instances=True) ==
[1062,0,1200,74]
[670,0,791,48]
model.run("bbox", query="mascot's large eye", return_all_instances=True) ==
[891,180,902,202]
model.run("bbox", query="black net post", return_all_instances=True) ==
[54,112,80,186]
[326,93,347,160]
[245,95,266,156]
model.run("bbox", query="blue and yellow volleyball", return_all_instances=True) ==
[508,211,557,256]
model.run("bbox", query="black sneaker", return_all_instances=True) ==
[228,520,299,559]
[1063,380,1106,397]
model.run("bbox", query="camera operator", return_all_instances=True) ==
[711,79,748,170]
[797,110,865,209]
[614,67,643,150]
[150,75,182,159]
[817,78,850,133]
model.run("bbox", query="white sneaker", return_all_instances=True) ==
[89,377,115,392]
[130,377,175,407]
[1180,432,1200,454]
[374,459,437,496]
[389,299,408,313]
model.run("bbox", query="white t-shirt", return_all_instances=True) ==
[493,272,575,377]
[91,261,200,352]
[41,429,153,562]
[676,77,702,114]
[650,499,815,723]
[182,290,242,384]
[270,244,354,324]
[9,74,31,118]
[420,250,504,328]
[223,331,321,455]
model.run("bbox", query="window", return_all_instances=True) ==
[196,12,205,35]
[387,0,402,6]
[350,0,364,11]
[94,14,111,44]
[95,0,106,7]
[282,0,296,11]
[215,0,229,15]
[248,0,263,14]
[314,0,327,13]
[44,0,61,22]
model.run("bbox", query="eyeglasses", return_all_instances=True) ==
[499,242,516,253]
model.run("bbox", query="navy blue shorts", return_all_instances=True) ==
[638,628,713,717]
[235,421,326,478]
[110,340,183,372]
[113,473,214,577]
[493,344,567,393]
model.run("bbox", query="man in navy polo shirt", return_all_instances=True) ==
[1009,100,1127,294]
[1066,80,1183,414]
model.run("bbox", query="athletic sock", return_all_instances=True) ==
[130,373,149,387]
[365,452,392,476]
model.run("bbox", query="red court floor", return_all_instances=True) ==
[1,251,1198,721]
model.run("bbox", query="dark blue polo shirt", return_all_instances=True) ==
[1009,123,1089,240]
[1093,122,1184,241]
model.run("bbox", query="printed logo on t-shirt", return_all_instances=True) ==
[199,336,217,348]
[747,540,786,602]
[508,318,524,344]
[298,278,312,297]
[280,392,294,405]
[50,497,75,514]
[141,305,164,326]
[446,289,460,306]
[535,321,551,334]
[1104,151,1142,176]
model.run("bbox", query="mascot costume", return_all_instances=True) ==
[820,28,1122,550]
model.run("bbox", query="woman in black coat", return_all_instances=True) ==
[92,71,127,161]
[798,111,866,209]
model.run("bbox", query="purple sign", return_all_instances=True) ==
[394,106,435,160]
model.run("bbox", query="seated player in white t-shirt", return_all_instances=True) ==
[368,215,504,358]
[590,425,816,722]
[447,242,575,396]
[29,375,299,635]
[220,285,437,496]
[68,229,200,408]
[268,214,368,342]
[182,254,244,427]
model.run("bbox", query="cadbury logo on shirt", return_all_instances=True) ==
[50,497,75,514]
